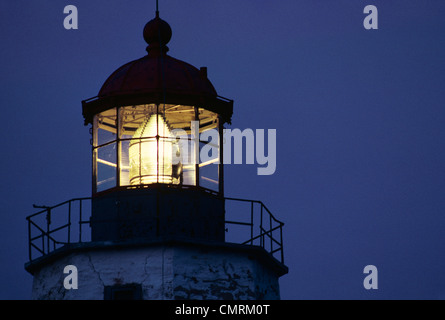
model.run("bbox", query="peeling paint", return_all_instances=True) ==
[31,244,281,300]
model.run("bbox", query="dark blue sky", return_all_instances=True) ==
[1,0,445,299]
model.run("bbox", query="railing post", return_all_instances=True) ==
[260,205,263,248]
[27,218,31,261]
[280,223,284,264]
[250,201,254,245]
[68,201,71,244]
[269,213,273,254]
[41,230,45,256]
[79,200,83,243]
[46,208,51,255]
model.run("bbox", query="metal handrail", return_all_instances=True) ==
[26,196,284,264]
[27,198,91,261]
[224,197,284,264]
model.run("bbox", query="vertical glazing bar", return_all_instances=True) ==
[161,104,166,183]
[116,107,121,187]
[194,107,199,186]
[92,117,98,194]
[155,105,160,236]
[156,104,159,184]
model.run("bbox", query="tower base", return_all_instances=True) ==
[26,239,287,300]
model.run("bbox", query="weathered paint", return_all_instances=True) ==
[31,244,280,300]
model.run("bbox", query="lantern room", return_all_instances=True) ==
[82,12,233,196]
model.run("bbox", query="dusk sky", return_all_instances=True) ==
[1,0,445,299]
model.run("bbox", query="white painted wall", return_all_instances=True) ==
[31,244,280,300]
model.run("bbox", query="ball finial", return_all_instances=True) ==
[143,11,172,55]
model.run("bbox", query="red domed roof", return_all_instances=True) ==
[98,54,217,98]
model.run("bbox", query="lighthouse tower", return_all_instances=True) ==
[25,10,287,300]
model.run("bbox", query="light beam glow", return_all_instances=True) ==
[129,113,177,185]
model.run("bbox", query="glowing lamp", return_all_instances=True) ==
[129,113,178,185]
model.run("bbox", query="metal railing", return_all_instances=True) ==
[26,196,284,264]
[224,197,284,264]
[27,198,92,261]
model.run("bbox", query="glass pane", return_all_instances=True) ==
[199,139,219,191]
[178,137,197,186]
[120,105,156,185]
[197,107,219,132]
[119,139,130,186]
[198,109,220,191]
[199,162,219,191]
[164,104,196,131]
[95,108,117,147]
[97,143,117,192]
[164,105,197,187]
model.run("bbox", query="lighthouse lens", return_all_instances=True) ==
[129,113,178,185]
